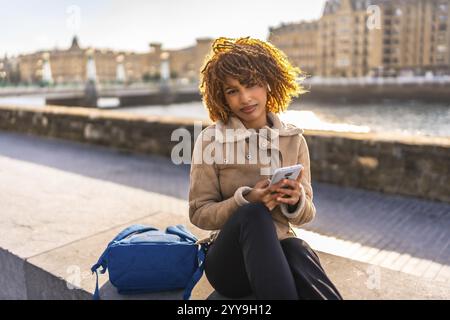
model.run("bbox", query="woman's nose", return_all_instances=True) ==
[239,89,252,104]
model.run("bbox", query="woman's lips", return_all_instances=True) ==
[240,104,257,114]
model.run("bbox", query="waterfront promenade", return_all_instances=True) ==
[0,130,449,299]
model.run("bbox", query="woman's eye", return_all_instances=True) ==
[226,90,237,95]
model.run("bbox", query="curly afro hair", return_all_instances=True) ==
[199,37,307,123]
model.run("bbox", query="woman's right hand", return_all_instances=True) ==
[244,178,284,211]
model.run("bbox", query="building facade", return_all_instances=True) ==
[369,0,450,76]
[268,21,319,76]
[168,38,213,83]
[269,0,450,77]
[8,1,450,83]
[0,56,9,84]
[15,36,213,85]
[318,0,372,77]
[0,56,20,85]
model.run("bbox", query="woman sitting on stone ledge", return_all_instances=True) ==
[188,37,342,300]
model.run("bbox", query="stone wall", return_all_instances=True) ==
[306,131,450,203]
[1,104,449,203]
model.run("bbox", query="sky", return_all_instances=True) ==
[0,0,326,57]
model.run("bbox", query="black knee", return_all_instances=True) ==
[232,203,272,226]
[281,238,317,259]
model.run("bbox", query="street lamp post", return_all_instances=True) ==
[159,52,173,105]
[84,48,98,107]
[116,55,126,84]
[42,52,53,86]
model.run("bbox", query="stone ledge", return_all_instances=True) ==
[1,202,448,300]
[3,234,449,300]
[0,104,201,126]
[1,104,449,147]
[25,211,213,300]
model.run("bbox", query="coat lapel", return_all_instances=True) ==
[214,112,304,169]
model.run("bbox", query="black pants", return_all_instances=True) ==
[204,203,343,300]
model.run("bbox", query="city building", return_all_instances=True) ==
[0,56,8,84]
[167,38,213,83]
[15,36,212,85]
[7,1,450,83]
[369,0,450,76]
[269,0,450,77]
[17,37,162,84]
[0,55,20,84]
[318,0,372,77]
[268,21,319,76]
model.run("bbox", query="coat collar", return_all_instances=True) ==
[214,112,303,143]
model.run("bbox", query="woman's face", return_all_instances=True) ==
[222,77,268,128]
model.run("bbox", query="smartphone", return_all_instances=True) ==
[269,164,304,186]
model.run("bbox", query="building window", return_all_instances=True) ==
[437,45,447,53]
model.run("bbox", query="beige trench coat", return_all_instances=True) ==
[188,112,316,244]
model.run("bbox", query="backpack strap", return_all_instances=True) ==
[166,224,198,243]
[166,224,206,300]
[91,224,158,300]
[110,224,159,244]
[182,243,209,300]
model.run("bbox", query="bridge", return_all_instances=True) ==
[2,76,450,107]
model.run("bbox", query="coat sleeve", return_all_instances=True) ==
[188,132,252,230]
[279,134,316,226]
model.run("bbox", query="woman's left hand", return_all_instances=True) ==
[275,171,303,207]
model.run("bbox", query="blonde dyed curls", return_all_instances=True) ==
[199,37,307,123]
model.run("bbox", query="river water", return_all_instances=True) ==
[1,96,449,137]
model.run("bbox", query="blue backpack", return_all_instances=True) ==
[91,224,208,300]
